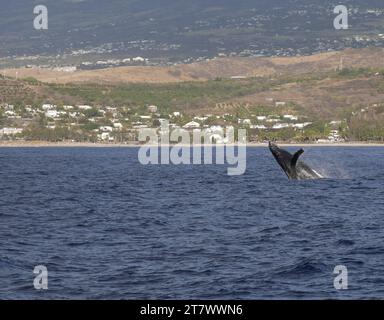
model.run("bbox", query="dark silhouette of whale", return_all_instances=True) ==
[268,142,323,180]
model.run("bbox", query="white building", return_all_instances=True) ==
[293,122,312,129]
[78,105,93,110]
[158,119,168,125]
[250,125,266,129]
[283,115,298,121]
[113,123,123,130]
[0,127,23,135]
[132,56,145,62]
[3,104,14,111]
[100,126,114,132]
[194,116,208,121]
[53,66,77,72]
[105,106,117,112]
[45,110,59,118]
[328,130,344,142]
[98,132,114,141]
[209,125,223,132]
[42,104,56,110]
[183,121,200,129]
[147,105,158,113]
[5,111,16,117]
[273,123,290,129]
[239,119,251,125]
[69,112,81,118]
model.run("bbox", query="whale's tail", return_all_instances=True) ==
[291,148,304,168]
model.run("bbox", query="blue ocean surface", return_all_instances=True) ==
[1,146,384,299]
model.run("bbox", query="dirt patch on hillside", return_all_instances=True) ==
[2,48,383,85]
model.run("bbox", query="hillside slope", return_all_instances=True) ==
[2,48,384,84]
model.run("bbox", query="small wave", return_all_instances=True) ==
[350,246,384,255]
[259,226,280,233]
[336,239,355,246]
[275,258,327,278]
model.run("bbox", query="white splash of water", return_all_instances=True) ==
[304,149,350,180]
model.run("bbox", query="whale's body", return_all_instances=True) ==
[268,142,323,180]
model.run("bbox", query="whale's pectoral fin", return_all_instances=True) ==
[291,149,304,167]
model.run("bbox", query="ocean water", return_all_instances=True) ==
[1,146,384,299]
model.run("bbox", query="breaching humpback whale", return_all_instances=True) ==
[268,142,323,180]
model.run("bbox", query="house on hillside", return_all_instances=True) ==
[42,104,56,110]
[273,123,290,129]
[283,115,298,121]
[0,127,23,135]
[183,121,200,129]
[133,57,145,62]
[105,107,117,112]
[293,122,312,129]
[100,126,114,132]
[98,132,114,142]
[250,125,266,130]
[147,105,158,113]
[78,105,93,110]
[45,110,60,118]
[113,123,123,130]
[194,116,208,121]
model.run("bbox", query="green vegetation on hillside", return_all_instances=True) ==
[1,66,384,143]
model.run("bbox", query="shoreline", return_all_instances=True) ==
[1,141,384,148]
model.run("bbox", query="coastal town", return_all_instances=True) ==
[2,48,383,145]
[0,101,348,144]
